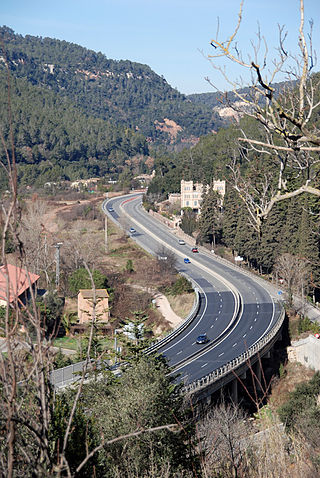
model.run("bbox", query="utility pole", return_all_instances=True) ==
[104,216,108,253]
[54,242,63,290]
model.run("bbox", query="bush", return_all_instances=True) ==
[298,316,320,335]
[166,276,193,296]
[278,372,320,429]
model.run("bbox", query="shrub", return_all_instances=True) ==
[167,276,193,296]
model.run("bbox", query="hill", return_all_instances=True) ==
[0,70,151,190]
[0,26,225,149]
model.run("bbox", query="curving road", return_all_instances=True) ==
[103,194,281,386]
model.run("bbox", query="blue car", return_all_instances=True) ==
[196,333,209,344]
[129,227,136,234]
[184,257,191,264]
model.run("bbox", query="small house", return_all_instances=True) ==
[77,289,109,324]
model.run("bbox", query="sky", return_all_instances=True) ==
[2,0,320,95]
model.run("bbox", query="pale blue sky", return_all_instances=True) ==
[2,0,319,94]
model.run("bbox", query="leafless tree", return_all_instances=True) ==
[199,402,249,478]
[19,198,56,285]
[156,245,177,275]
[208,0,320,232]
[273,253,310,306]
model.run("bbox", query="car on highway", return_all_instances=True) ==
[196,333,209,344]
[183,257,191,264]
[178,239,186,245]
[129,227,136,234]
[108,207,114,212]
[191,247,199,253]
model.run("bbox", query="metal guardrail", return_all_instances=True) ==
[145,287,201,354]
[183,303,285,394]
[50,360,88,388]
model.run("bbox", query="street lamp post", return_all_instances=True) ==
[53,242,63,290]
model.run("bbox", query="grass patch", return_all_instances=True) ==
[167,293,195,318]
[53,336,79,350]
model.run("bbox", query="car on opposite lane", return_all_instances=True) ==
[192,247,199,253]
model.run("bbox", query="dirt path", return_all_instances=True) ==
[153,292,182,328]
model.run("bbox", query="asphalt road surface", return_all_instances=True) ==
[103,194,282,385]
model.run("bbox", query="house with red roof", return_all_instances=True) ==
[0,264,40,307]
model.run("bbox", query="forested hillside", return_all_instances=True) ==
[0,26,225,148]
[0,70,151,189]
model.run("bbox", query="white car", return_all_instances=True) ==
[178,239,185,245]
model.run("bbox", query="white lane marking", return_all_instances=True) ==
[254,318,257,322]
[192,342,196,345]
[250,325,253,330]
[121,196,280,366]
[243,333,247,338]
[211,324,214,328]
[218,352,224,357]
[232,342,237,347]
[218,310,221,314]
[177,351,182,355]
[201,363,208,368]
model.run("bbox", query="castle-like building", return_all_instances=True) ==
[180,179,225,213]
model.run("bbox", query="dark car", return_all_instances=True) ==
[184,257,191,264]
[192,247,199,253]
[196,333,208,344]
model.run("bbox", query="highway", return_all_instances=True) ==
[103,193,281,386]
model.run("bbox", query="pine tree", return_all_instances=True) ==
[198,185,223,246]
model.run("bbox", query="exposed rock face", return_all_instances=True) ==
[215,101,252,122]
[154,118,183,142]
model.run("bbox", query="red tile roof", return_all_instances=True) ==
[0,264,40,304]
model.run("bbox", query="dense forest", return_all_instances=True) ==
[0,26,226,148]
[0,69,151,189]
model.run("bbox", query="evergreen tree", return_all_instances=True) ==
[222,188,240,253]
[259,202,287,273]
[198,185,223,246]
